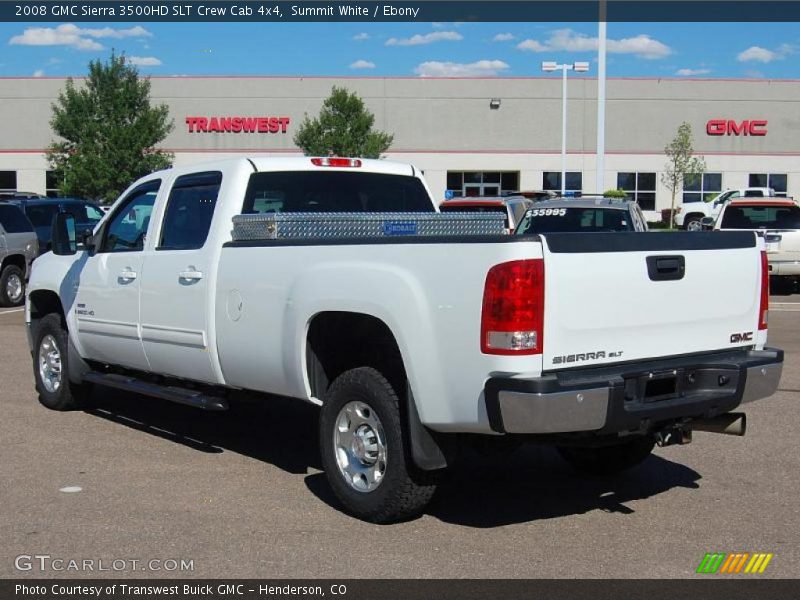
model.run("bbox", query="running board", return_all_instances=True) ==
[82,372,229,411]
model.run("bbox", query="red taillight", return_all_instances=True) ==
[759,250,769,330]
[310,157,362,168]
[481,259,544,355]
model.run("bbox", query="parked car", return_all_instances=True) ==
[709,197,800,294]
[27,156,782,523]
[675,187,775,231]
[515,198,649,234]
[439,195,533,232]
[0,203,38,306]
[0,192,44,201]
[9,198,104,254]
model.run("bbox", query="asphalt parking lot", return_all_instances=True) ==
[1,298,798,579]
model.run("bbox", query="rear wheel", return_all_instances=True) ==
[319,367,436,523]
[32,313,91,411]
[0,264,25,307]
[556,436,655,476]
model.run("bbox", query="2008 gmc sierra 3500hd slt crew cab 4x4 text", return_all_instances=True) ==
[25,157,783,523]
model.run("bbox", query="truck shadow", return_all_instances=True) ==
[84,391,701,527]
[84,389,323,474]
[304,446,701,527]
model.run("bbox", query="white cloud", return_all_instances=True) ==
[9,24,152,51]
[414,59,510,77]
[517,28,671,59]
[352,33,369,41]
[432,22,464,29]
[32,69,45,77]
[126,56,162,67]
[517,39,549,52]
[349,59,375,69]
[493,33,515,42]
[386,31,462,46]
[676,68,711,76]
[737,44,794,63]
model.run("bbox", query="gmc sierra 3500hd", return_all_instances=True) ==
[26,157,783,523]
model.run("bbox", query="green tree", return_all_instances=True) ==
[293,86,393,158]
[46,52,173,204]
[662,122,706,229]
[603,189,627,199]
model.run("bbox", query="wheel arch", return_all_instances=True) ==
[306,310,451,471]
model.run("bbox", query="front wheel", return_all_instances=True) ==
[0,264,25,307]
[556,436,655,476]
[684,217,703,231]
[32,313,91,411]
[319,367,436,523]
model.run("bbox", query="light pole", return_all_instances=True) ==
[542,61,590,196]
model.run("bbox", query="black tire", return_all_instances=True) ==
[319,367,436,523]
[769,275,793,296]
[0,264,25,307]
[32,313,91,411]
[556,436,655,476]
[683,216,703,231]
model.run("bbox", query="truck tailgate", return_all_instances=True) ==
[540,232,762,370]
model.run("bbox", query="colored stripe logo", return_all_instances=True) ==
[697,552,774,574]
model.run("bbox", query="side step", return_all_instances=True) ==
[83,372,229,411]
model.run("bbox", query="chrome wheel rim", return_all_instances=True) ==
[333,401,387,493]
[38,334,62,394]
[6,273,23,303]
[686,220,703,231]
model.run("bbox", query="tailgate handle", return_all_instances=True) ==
[647,255,685,281]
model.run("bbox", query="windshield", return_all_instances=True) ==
[63,203,104,224]
[516,207,634,234]
[720,204,800,229]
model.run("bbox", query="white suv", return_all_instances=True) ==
[676,187,775,230]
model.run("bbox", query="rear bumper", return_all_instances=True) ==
[484,348,783,435]
[768,259,800,276]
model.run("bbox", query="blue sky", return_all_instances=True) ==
[1,21,799,79]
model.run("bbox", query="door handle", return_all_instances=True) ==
[119,268,138,282]
[646,255,685,281]
[179,268,204,282]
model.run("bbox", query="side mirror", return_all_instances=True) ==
[52,213,77,255]
[700,217,715,231]
[79,228,97,253]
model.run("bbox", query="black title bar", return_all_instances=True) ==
[3,1,800,22]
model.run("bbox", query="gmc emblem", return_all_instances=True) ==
[707,120,767,137]
[730,332,754,343]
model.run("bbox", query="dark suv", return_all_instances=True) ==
[8,198,104,254]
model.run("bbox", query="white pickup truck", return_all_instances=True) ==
[675,187,774,230]
[26,157,783,523]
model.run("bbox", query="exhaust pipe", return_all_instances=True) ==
[692,412,747,437]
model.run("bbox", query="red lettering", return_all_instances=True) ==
[185,116,291,133]
[243,117,258,132]
[707,119,768,136]
[727,120,747,136]
[707,119,726,136]
[749,120,768,136]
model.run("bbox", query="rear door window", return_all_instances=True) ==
[159,172,222,251]
[25,204,59,228]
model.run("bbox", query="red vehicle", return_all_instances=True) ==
[439,196,533,232]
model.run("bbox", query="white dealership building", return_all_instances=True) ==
[1,75,798,217]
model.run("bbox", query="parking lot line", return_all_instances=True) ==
[0,308,24,315]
